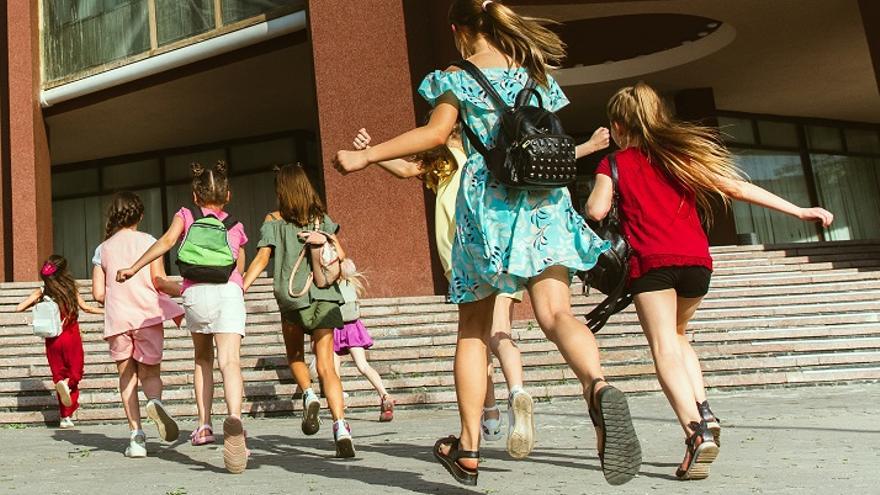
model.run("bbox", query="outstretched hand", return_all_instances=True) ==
[116,267,136,283]
[588,127,611,152]
[333,149,370,175]
[798,207,834,227]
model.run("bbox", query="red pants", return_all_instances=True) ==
[44,323,84,418]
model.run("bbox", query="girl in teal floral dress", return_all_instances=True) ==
[334,0,641,486]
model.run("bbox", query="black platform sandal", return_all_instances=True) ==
[433,435,480,486]
[697,400,721,446]
[676,420,719,480]
[587,378,642,486]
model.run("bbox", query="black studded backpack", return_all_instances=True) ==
[452,60,577,189]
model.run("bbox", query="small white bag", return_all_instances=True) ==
[32,296,63,338]
[339,280,360,323]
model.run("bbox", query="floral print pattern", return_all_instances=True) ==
[418,68,610,303]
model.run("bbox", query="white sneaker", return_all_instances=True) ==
[481,405,503,441]
[333,420,356,458]
[55,380,72,408]
[507,389,536,459]
[146,399,179,442]
[124,430,147,458]
[301,389,321,436]
[59,416,74,429]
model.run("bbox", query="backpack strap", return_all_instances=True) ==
[188,206,203,221]
[515,78,543,109]
[450,60,509,111]
[221,214,239,230]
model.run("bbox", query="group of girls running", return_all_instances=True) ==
[18,162,395,473]
[332,0,833,486]
[16,0,835,487]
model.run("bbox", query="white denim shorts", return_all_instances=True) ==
[182,282,246,337]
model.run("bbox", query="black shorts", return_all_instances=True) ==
[629,266,712,298]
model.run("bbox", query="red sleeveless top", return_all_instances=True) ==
[595,148,713,281]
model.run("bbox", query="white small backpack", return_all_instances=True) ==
[32,296,63,338]
[339,280,360,323]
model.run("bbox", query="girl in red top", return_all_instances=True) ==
[588,82,833,481]
[16,255,104,428]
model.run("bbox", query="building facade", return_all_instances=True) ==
[1,0,879,296]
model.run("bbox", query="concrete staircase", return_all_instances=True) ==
[2,240,879,425]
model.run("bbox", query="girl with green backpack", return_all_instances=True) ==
[117,161,250,474]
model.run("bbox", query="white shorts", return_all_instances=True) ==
[182,282,246,337]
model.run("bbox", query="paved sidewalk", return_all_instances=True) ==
[1,384,878,495]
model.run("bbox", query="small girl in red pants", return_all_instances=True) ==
[16,255,103,428]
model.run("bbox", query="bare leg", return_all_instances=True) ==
[349,347,388,397]
[191,333,215,427]
[282,322,312,392]
[116,359,141,431]
[215,333,244,418]
[488,295,524,391]
[676,297,707,403]
[634,290,701,433]
[313,328,345,421]
[138,362,162,401]
[439,295,495,471]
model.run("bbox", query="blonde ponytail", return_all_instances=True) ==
[607,82,744,226]
[449,0,565,87]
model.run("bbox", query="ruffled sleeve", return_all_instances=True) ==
[257,219,278,249]
[418,70,462,108]
[545,76,570,113]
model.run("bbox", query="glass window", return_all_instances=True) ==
[156,0,215,45]
[42,0,151,83]
[102,159,160,190]
[811,154,880,241]
[806,126,843,151]
[229,138,296,173]
[844,129,880,154]
[165,149,227,182]
[221,0,301,24]
[717,117,755,144]
[52,168,100,198]
[731,150,819,244]
[756,121,798,148]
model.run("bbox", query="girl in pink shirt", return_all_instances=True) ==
[92,192,184,458]
[117,162,250,474]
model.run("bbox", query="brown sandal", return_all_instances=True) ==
[433,435,479,486]
[587,378,642,485]
[676,420,719,480]
[697,400,721,446]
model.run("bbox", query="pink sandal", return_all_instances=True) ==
[190,425,215,446]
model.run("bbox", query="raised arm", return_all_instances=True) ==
[351,129,424,179]
[718,177,834,226]
[15,288,43,312]
[334,94,459,174]
[576,127,611,160]
[117,215,184,282]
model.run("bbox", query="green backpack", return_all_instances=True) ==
[176,207,239,283]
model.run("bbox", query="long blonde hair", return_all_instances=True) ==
[607,82,743,225]
[413,123,462,192]
[341,258,368,298]
[449,0,565,87]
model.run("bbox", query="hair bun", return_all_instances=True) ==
[213,160,228,176]
[191,162,205,177]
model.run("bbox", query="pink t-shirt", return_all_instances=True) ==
[175,207,248,292]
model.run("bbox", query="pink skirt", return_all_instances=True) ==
[334,319,374,355]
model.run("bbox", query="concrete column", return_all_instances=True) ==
[307,0,435,297]
[5,2,52,281]
[674,88,738,246]
[859,0,880,93]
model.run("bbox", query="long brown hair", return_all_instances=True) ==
[449,0,566,86]
[414,123,463,192]
[275,163,325,227]
[104,191,144,240]
[40,255,78,320]
[607,82,744,225]
[191,161,230,206]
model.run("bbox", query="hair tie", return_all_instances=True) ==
[482,0,493,11]
[40,262,57,277]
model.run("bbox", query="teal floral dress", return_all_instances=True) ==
[418,67,610,304]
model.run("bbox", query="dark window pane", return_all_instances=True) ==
[156,0,215,45]
[806,126,843,151]
[844,129,880,154]
[42,0,150,83]
[229,138,295,173]
[165,149,227,182]
[221,0,301,24]
[756,121,798,148]
[717,116,755,144]
[52,168,100,198]
[102,159,160,190]
[811,154,880,241]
